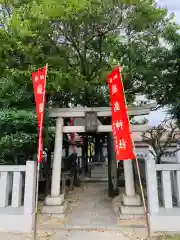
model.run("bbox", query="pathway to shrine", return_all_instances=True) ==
[64,182,118,228]
[54,182,148,240]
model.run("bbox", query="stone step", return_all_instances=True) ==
[120,205,144,216]
[81,178,108,183]
[119,213,145,220]
[118,216,146,225]
[91,175,107,178]
[41,201,67,215]
[59,224,121,231]
[91,171,107,174]
[91,172,106,174]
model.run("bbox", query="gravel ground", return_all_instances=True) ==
[0,229,179,240]
[0,231,54,240]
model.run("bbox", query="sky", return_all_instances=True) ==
[147,0,180,126]
[156,0,180,24]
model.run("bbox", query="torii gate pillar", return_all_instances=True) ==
[42,117,66,215]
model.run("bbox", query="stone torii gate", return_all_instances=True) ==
[42,103,156,218]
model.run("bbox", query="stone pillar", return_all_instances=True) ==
[51,117,63,197]
[122,160,141,205]
[24,161,36,215]
[177,144,180,163]
[0,172,10,207]
[12,172,23,207]
[145,149,159,214]
[42,117,67,217]
[124,160,136,197]
[123,160,141,205]
[120,159,144,219]
[175,144,180,206]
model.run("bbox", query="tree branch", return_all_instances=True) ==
[143,118,179,163]
[57,24,87,76]
[88,34,103,81]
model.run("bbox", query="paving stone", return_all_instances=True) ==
[54,230,128,240]
[65,182,117,227]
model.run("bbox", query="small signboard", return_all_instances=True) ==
[85,112,98,132]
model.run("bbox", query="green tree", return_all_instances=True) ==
[163,33,180,124]
[1,0,175,106]
[139,23,180,124]
[0,108,55,164]
[0,0,178,162]
[142,23,180,104]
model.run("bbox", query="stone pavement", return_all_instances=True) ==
[0,228,169,240]
[54,229,130,240]
[53,230,180,240]
[65,182,118,227]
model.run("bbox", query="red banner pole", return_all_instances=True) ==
[33,64,48,240]
[118,66,150,237]
[37,64,48,163]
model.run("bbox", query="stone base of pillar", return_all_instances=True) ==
[122,193,141,206]
[119,193,144,220]
[45,194,64,205]
[120,205,144,219]
[41,194,68,219]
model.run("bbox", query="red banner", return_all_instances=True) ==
[32,66,48,163]
[70,118,76,153]
[107,66,135,160]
